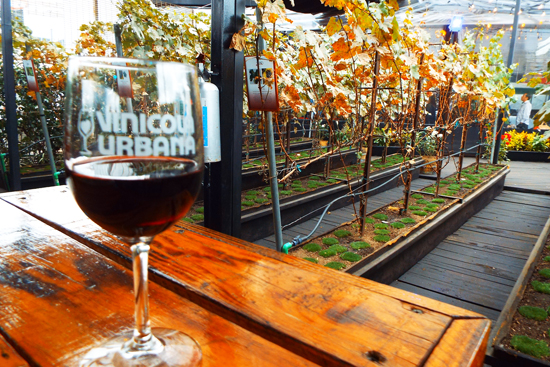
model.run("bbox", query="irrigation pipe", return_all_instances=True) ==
[281,142,487,253]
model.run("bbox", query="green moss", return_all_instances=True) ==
[372,213,388,221]
[303,243,321,252]
[307,182,318,189]
[325,261,346,270]
[278,183,283,189]
[532,280,550,294]
[424,187,436,193]
[350,241,370,249]
[408,205,422,211]
[443,191,458,196]
[374,229,390,235]
[510,335,550,358]
[255,198,269,204]
[183,217,194,223]
[425,203,439,208]
[432,198,445,203]
[340,252,362,262]
[329,245,348,253]
[280,190,292,195]
[416,199,429,205]
[245,195,256,201]
[195,207,204,213]
[440,180,450,185]
[267,194,272,199]
[191,214,204,221]
[545,256,550,262]
[540,269,550,279]
[401,217,416,224]
[293,187,307,192]
[374,223,389,229]
[317,182,328,187]
[303,257,318,264]
[411,194,423,199]
[309,175,320,180]
[322,237,339,246]
[263,187,271,192]
[247,190,259,196]
[351,223,360,229]
[242,200,255,207]
[334,230,352,238]
[374,234,391,242]
[319,248,337,258]
[425,207,438,213]
[412,210,428,216]
[242,164,254,168]
[365,217,376,224]
[448,184,461,190]
[518,306,548,321]
[327,179,338,184]
[391,222,405,229]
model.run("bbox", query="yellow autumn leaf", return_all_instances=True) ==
[326,17,342,37]
[229,32,246,52]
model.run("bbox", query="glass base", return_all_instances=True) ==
[80,328,202,367]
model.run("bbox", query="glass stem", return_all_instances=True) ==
[131,241,155,350]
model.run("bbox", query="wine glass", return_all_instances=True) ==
[64,56,204,367]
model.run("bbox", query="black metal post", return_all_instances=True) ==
[114,23,123,57]
[493,0,521,164]
[205,0,245,236]
[2,0,21,190]
[359,51,379,235]
[402,54,424,212]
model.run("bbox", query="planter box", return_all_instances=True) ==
[507,151,550,162]
[489,216,550,367]
[241,148,359,191]
[241,139,314,160]
[239,157,424,242]
[290,165,509,284]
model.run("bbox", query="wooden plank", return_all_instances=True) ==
[446,232,534,254]
[433,244,527,271]
[443,235,532,259]
[420,252,522,282]
[1,186,492,367]
[402,264,512,302]
[0,334,29,367]
[420,256,518,286]
[442,236,532,260]
[0,200,317,367]
[391,281,501,322]
[398,271,507,310]
[424,319,490,367]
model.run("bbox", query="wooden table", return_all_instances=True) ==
[0,186,490,367]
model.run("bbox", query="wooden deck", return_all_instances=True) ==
[391,190,550,324]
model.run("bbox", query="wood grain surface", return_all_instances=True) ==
[0,334,28,367]
[0,199,317,367]
[1,186,490,367]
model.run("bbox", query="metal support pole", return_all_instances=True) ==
[359,51,380,235]
[257,10,283,252]
[2,0,21,190]
[402,54,424,212]
[493,0,520,164]
[435,78,453,197]
[206,0,244,236]
[114,23,123,58]
[35,92,58,185]
[457,122,468,181]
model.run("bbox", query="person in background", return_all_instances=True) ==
[516,93,532,131]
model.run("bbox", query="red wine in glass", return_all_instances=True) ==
[67,157,203,238]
